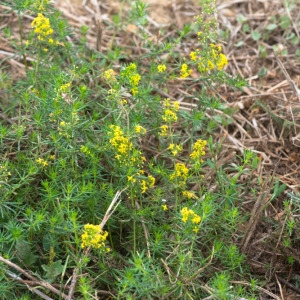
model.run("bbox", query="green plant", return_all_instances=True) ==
[0,0,270,299]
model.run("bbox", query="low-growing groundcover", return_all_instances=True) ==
[0,0,295,299]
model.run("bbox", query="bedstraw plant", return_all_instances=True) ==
[0,0,262,299]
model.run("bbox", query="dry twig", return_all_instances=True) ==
[0,256,69,299]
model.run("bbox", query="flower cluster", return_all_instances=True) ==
[80,145,96,159]
[190,51,197,61]
[161,98,180,123]
[58,121,71,138]
[0,164,11,188]
[182,190,197,200]
[191,44,228,73]
[103,69,117,84]
[140,175,156,193]
[190,139,207,162]
[159,125,168,137]
[59,83,71,93]
[159,98,181,137]
[157,64,166,73]
[170,163,189,187]
[181,207,201,224]
[127,170,155,194]
[33,0,49,11]
[181,207,201,233]
[31,13,54,42]
[159,98,180,136]
[118,99,128,106]
[162,204,168,211]
[36,157,48,167]
[108,125,133,159]
[180,63,192,78]
[121,63,141,96]
[108,125,146,167]
[194,0,218,44]
[134,125,147,134]
[81,224,109,250]
[50,83,71,103]
[168,143,182,157]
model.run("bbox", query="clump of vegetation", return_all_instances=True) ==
[1,0,294,299]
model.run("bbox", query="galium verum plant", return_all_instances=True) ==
[0,0,262,299]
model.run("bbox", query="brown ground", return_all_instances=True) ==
[1,0,300,298]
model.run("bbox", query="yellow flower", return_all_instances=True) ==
[162,204,168,211]
[193,226,199,233]
[168,143,182,156]
[103,69,116,83]
[119,99,128,105]
[108,89,116,95]
[36,158,48,167]
[190,139,207,162]
[198,59,214,72]
[170,163,189,187]
[34,0,49,11]
[192,44,228,73]
[0,164,12,183]
[108,125,133,161]
[172,163,188,179]
[127,175,136,183]
[130,74,141,86]
[135,125,147,134]
[131,87,139,96]
[162,109,178,123]
[108,125,146,168]
[159,125,169,136]
[59,83,71,92]
[190,51,197,61]
[31,13,53,41]
[191,214,201,224]
[181,207,190,223]
[180,63,192,78]
[81,224,109,250]
[172,101,180,111]
[157,64,166,73]
[147,175,155,187]
[141,180,148,193]
[182,191,197,199]
[162,98,179,111]
[140,174,156,193]
[217,53,228,70]
[181,207,201,225]
[126,63,137,72]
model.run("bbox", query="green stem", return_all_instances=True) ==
[130,187,137,253]
[108,223,114,251]
[109,0,126,50]
[133,216,136,254]
[35,47,41,83]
